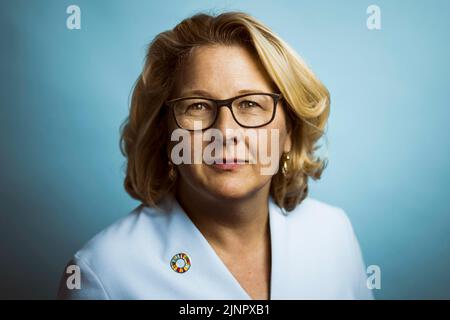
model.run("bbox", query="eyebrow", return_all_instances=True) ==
[179,89,269,98]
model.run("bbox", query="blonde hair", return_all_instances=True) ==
[119,11,330,212]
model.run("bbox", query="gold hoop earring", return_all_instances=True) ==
[281,152,290,176]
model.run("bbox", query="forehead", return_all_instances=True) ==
[173,45,276,98]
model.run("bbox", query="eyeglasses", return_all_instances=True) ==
[165,92,283,131]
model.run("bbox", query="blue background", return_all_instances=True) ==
[1,0,449,299]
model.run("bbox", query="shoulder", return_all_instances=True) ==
[270,195,361,263]
[276,197,360,272]
[275,197,373,299]
[285,197,354,237]
[58,202,173,299]
[74,202,171,268]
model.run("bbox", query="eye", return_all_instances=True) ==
[187,103,210,111]
[239,100,260,109]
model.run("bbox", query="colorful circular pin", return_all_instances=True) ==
[170,252,191,273]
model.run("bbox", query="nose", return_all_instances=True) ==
[213,105,241,131]
[213,105,241,145]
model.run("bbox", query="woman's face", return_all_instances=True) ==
[168,45,292,201]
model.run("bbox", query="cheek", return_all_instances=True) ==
[251,111,289,175]
[254,126,287,163]
[269,108,290,153]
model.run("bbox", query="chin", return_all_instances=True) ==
[204,179,260,201]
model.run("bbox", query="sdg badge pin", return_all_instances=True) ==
[170,252,191,273]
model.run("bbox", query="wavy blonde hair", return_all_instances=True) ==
[119,11,330,212]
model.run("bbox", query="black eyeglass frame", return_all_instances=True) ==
[165,92,283,131]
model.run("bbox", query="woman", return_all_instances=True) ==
[58,11,373,300]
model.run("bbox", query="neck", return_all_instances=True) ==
[175,180,271,251]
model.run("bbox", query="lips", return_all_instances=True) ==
[209,158,248,171]
[212,163,242,170]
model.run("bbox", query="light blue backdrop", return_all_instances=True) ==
[1,0,449,299]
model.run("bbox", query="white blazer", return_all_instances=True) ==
[57,195,373,300]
